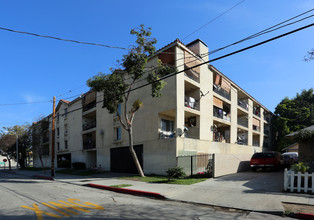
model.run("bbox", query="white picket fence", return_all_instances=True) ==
[284,168,314,193]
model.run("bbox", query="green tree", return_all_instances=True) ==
[0,125,31,168]
[87,25,175,177]
[29,119,47,168]
[273,88,314,150]
[0,133,16,170]
[304,49,314,62]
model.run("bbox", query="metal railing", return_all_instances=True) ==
[83,121,96,131]
[238,100,248,111]
[237,120,248,128]
[213,86,231,100]
[83,141,96,150]
[83,101,96,112]
[184,96,199,111]
[177,154,213,176]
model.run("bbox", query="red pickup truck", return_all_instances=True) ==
[250,152,281,172]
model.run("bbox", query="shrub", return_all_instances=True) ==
[72,162,86,170]
[166,166,185,182]
[58,160,71,168]
[290,162,310,173]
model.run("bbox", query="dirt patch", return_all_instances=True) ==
[282,202,314,214]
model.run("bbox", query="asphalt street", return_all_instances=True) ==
[0,171,292,219]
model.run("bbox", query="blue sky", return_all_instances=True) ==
[0,0,313,128]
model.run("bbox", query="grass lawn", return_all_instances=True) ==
[56,169,106,176]
[120,175,207,185]
[109,184,132,188]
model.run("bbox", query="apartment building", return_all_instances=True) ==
[33,39,272,175]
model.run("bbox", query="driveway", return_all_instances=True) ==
[165,170,286,213]
[197,170,284,193]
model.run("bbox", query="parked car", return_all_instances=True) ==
[280,152,298,167]
[250,152,281,172]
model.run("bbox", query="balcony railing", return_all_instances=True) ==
[184,69,200,83]
[253,126,260,132]
[83,121,96,131]
[83,141,96,150]
[253,142,260,147]
[264,115,270,122]
[253,108,260,117]
[83,101,96,112]
[238,100,248,111]
[213,85,231,100]
[237,120,248,128]
[237,138,248,145]
[213,107,231,122]
[184,96,199,110]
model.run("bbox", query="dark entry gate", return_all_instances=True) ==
[110,145,143,173]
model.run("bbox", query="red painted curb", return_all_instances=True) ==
[33,175,54,181]
[86,183,166,199]
[295,213,314,219]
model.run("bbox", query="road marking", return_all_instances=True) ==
[21,204,61,220]
[21,198,104,219]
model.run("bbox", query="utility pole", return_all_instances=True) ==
[51,96,56,177]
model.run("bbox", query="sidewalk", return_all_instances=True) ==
[12,169,314,216]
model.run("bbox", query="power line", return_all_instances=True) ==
[0,26,129,50]
[182,0,246,40]
[131,11,314,87]
[54,22,314,119]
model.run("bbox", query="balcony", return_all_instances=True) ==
[213,106,231,122]
[83,141,96,150]
[213,85,231,100]
[253,107,260,117]
[184,70,200,83]
[83,101,96,112]
[213,123,230,143]
[83,121,96,131]
[238,100,248,111]
[253,125,260,132]
[184,96,199,111]
[237,138,248,145]
[238,120,248,128]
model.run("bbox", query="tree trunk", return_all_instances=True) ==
[6,155,11,171]
[128,127,145,177]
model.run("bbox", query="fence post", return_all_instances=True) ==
[190,156,193,176]
[284,168,287,191]
[290,171,294,192]
[297,172,301,192]
[212,154,215,178]
[304,172,308,193]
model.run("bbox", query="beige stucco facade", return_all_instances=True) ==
[33,39,272,175]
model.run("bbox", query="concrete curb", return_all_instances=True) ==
[33,175,54,181]
[85,183,166,199]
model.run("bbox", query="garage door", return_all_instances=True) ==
[110,145,143,173]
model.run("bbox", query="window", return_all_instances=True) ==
[161,119,174,132]
[57,142,60,151]
[65,140,68,149]
[115,127,121,141]
[116,104,121,116]
[57,128,60,137]
[64,124,68,135]
[64,108,68,117]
